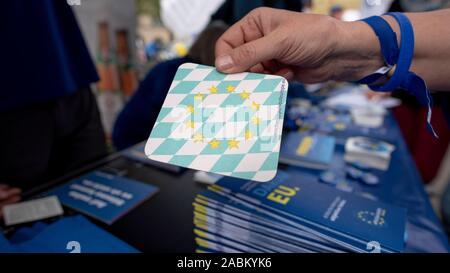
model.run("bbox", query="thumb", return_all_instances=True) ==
[215,35,277,73]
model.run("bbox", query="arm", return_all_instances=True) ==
[215,7,450,91]
[385,10,450,91]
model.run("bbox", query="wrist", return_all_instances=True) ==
[331,20,385,81]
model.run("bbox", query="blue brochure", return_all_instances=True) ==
[194,191,345,253]
[212,171,407,252]
[47,171,158,224]
[1,215,138,253]
[279,132,335,169]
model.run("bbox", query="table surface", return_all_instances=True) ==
[23,111,450,253]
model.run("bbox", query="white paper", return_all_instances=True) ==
[3,196,64,226]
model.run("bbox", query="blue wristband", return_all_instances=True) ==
[369,13,413,92]
[358,13,438,137]
[356,16,398,85]
[386,12,437,137]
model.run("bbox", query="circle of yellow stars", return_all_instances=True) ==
[186,84,263,150]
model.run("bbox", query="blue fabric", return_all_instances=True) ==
[113,57,191,150]
[0,0,99,112]
[0,215,139,253]
[360,13,437,137]
[387,12,437,137]
[369,13,414,92]
[362,16,399,63]
[357,16,398,84]
[284,111,450,252]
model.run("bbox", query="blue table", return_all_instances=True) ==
[284,112,450,252]
[14,96,449,252]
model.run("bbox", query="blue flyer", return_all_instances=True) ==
[212,171,407,252]
[46,171,159,224]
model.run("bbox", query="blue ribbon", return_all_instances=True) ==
[359,13,438,137]
[357,16,398,84]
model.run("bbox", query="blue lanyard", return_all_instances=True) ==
[358,13,438,137]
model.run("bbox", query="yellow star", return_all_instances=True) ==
[326,115,336,122]
[209,139,221,149]
[185,120,195,128]
[194,93,204,101]
[227,139,240,149]
[251,116,261,125]
[186,104,194,113]
[192,133,204,142]
[244,129,253,140]
[334,122,346,130]
[208,86,218,94]
[251,101,260,111]
[239,90,250,100]
[226,85,235,93]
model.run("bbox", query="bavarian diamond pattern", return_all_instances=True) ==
[145,63,288,182]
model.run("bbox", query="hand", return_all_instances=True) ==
[0,184,22,218]
[215,7,384,83]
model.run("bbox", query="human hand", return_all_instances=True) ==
[0,184,22,218]
[215,7,384,83]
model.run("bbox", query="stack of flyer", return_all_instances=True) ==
[193,171,407,253]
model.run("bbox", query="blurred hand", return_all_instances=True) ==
[0,184,21,218]
[215,7,384,83]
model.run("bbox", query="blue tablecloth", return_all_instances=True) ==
[284,112,450,252]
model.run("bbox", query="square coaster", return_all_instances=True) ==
[145,63,288,182]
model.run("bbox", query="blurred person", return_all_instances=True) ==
[0,0,107,210]
[211,0,303,25]
[112,22,228,150]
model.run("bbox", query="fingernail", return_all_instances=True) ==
[216,55,234,71]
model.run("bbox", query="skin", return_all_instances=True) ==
[215,7,450,91]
